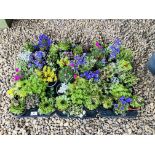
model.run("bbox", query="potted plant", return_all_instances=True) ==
[55,95,70,117]
[35,66,57,87]
[58,66,74,83]
[9,97,26,116]
[83,98,100,118]
[67,105,86,118]
[56,83,68,95]
[38,97,55,116]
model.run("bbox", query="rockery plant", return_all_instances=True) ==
[7,33,144,117]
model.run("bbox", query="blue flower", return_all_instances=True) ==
[109,38,121,60]
[114,104,118,109]
[80,70,100,81]
[38,34,52,51]
[126,98,132,103]
[35,51,44,59]
[120,106,124,111]
[119,96,125,101]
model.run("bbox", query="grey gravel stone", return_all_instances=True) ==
[0,19,155,135]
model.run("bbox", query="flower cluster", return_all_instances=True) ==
[109,38,121,59]
[13,68,23,81]
[119,96,132,104]
[28,51,46,69]
[80,70,100,81]
[70,53,86,71]
[7,34,143,117]
[38,34,52,51]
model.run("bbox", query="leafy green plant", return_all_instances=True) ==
[117,47,133,62]
[58,41,71,51]
[102,97,113,109]
[117,60,132,72]
[35,66,57,83]
[38,97,55,115]
[22,42,34,52]
[113,101,129,115]
[110,83,132,99]
[7,74,47,98]
[79,56,97,72]
[130,96,144,108]
[119,73,138,87]
[73,45,83,55]
[47,44,59,66]
[58,66,73,83]
[67,78,102,110]
[57,57,70,68]
[9,98,26,115]
[67,105,85,117]
[55,95,70,111]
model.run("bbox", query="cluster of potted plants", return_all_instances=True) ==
[7,33,144,118]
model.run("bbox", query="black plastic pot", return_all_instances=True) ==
[98,106,138,118]
[47,81,57,88]
[17,107,55,118]
[56,110,68,118]
[147,52,155,75]
[83,108,98,118]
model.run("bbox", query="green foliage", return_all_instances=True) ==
[73,45,83,55]
[110,83,132,99]
[22,42,34,52]
[117,47,133,62]
[102,97,113,109]
[79,56,97,72]
[16,60,29,73]
[67,78,102,110]
[38,97,55,115]
[114,101,129,115]
[55,95,70,111]
[9,98,26,115]
[57,57,70,68]
[47,44,59,67]
[10,74,47,98]
[58,41,71,51]
[58,66,73,83]
[90,46,104,60]
[117,60,132,72]
[119,73,138,87]
[103,63,117,79]
[130,96,144,108]
[67,105,85,117]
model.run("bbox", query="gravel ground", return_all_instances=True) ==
[0,19,155,135]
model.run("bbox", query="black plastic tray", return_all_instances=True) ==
[16,107,138,118]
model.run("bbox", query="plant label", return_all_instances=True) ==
[30,111,38,116]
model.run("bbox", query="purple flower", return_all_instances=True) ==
[35,51,44,59]
[120,106,124,111]
[126,98,132,103]
[114,104,118,109]
[80,70,100,81]
[119,96,125,101]
[96,42,102,49]
[13,75,22,81]
[38,34,52,51]
[109,38,121,60]
[15,68,20,72]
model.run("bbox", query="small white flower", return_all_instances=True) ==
[58,83,68,94]
[17,51,31,62]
